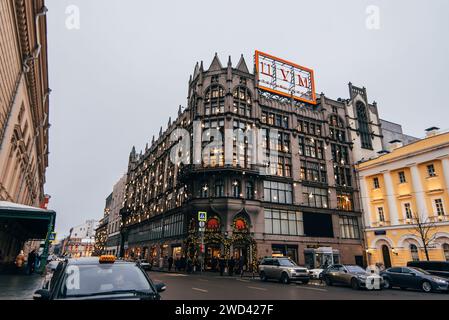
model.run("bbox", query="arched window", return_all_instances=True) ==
[356,102,372,149]
[205,85,225,115]
[232,180,242,198]
[234,218,248,231]
[214,179,224,197]
[233,86,252,117]
[206,217,220,231]
[443,243,449,262]
[246,181,254,200]
[410,244,420,262]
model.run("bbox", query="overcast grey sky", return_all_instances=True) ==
[45,0,449,238]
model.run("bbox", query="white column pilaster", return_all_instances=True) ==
[359,176,372,228]
[410,165,428,220]
[441,158,449,193]
[383,172,399,225]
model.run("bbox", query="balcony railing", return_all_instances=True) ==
[428,215,449,223]
[371,220,391,228]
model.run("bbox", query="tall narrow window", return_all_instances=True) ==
[233,87,252,117]
[404,203,413,220]
[398,171,406,183]
[205,85,225,115]
[378,207,385,222]
[246,181,254,200]
[427,164,436,177]
[443,243,449,262]
[410,244,419,262]
[232,180,242,198]
[214,180,224,197]
[373,177,380,189]
[435,199,445,216]
[356,102,372,149]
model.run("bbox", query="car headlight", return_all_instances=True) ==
[289,268,296,273]
[433,278,448,284]
[357,275,367,280]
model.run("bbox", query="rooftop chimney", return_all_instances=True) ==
[388,139,403,151]
[425,126,440,138]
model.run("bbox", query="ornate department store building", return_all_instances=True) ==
[120,52,387,270]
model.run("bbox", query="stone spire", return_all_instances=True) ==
[208,52,223,71]
[236,54,249,73]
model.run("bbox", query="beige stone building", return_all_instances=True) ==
[0,0,50,207]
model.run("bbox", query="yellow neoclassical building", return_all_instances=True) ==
[356,129,449,267]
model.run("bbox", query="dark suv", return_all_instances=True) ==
[407,261,449,279]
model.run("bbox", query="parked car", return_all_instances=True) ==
[407,261,449,279]
[381,266,449,293]
[137,259,152,271]
[33,255,166,300]
[309,268,324,280]
[321,264,384,290]
[259,257,310,284]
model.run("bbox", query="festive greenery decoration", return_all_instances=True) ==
[182,215,258,272]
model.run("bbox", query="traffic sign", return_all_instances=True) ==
[199,221,205,228]
[48,232,57,242]
[198,211,207,222]
[199,227,205,232]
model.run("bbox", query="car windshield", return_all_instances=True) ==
[60,263,154,298]
[410,267,431,275]
[278,259,297,267]
[346,265,365,273]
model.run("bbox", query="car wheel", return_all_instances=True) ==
[260,272,267,282]
[351,278,360,290]
[280,273,290,284]
[383,278,390,289]
[324,276,332,286]
[421,281,432,293]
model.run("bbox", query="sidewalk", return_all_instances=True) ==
[149,266,260,279]
[0,272,45,300]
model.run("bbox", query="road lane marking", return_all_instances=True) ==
[192,287,208,293]
[247,286,268,291]
[166,273,187,277]
[236,279,250,283]
[199,279,209,282]
[298,286,327,292]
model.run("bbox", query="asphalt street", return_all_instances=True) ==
[148,271,449,300]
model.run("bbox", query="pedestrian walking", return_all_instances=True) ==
[238,255,245,277]
[218,255,225,276]
[228,256,235,276]
[174,257,180,271]
[168,256,174,272]
[27,250,36,274]
[186,256,193,274]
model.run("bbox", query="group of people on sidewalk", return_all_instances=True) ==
[150,254,251,277]
[14,250,40,275]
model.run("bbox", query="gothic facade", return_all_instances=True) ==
[120,54,385,269]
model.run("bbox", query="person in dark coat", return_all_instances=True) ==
[238,256,245,277]
[27,250,36,275]
[168,256,174,272]
[218,255,226,276]
[228,256,235,276]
